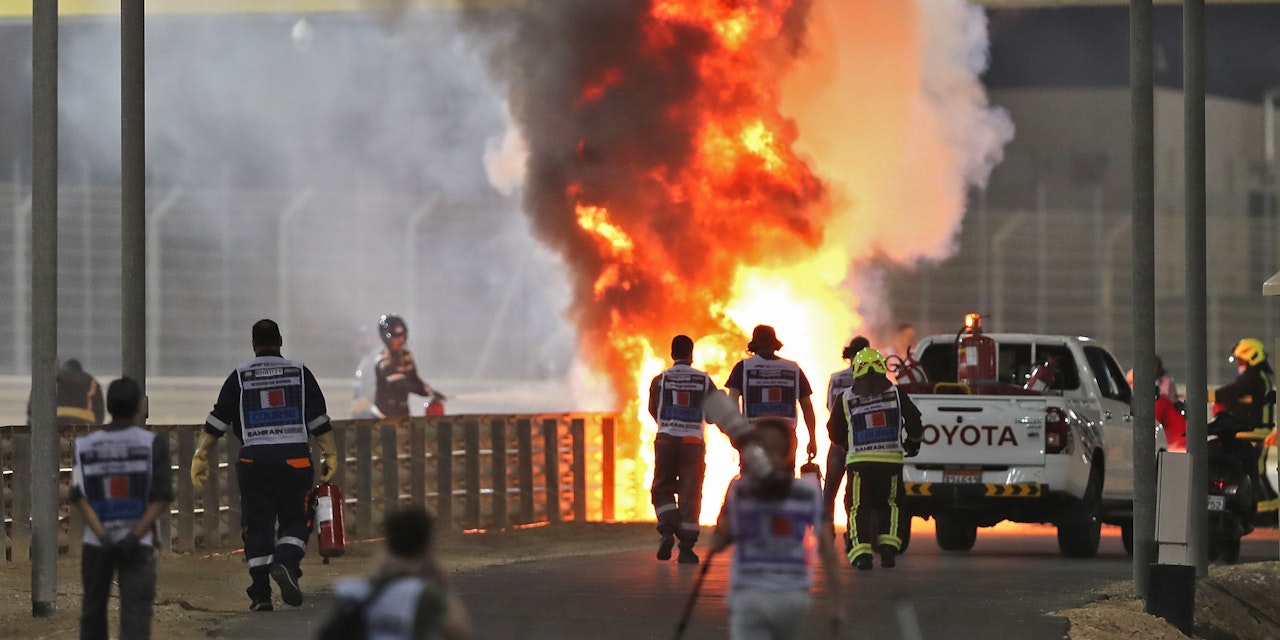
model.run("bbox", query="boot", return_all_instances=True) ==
[677,546,699,565]
[878,544,898,568]
[657,534,675,561]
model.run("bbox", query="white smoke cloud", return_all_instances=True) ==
[37,12,572,381]
[782,0,1013,265]
[483,124,529,197]
[920,0,1016,192]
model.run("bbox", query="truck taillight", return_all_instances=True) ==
[1045,406,1069,454]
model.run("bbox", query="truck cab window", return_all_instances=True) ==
[1084,345,1132,404]
[997,343,1079,390]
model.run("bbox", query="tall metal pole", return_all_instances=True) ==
[1130,0,1157,599]
[1183,0,1209,576]
[30,0,59,618]
[122,0,146,393]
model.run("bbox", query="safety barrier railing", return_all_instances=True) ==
[0,413,618,561]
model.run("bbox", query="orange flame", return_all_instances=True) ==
[475,0,1010,525]
[557,1,862,524]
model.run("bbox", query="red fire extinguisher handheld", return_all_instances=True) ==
[799,452,822,491]
[424,390,447,417]
[312,482,346,563]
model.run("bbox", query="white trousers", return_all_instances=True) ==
[727,588,812,640]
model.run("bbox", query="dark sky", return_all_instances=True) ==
[984,4,1280,102]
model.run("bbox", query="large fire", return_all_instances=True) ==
[468,0,1012,524]
[566,0,855,523]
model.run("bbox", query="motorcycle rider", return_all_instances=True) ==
[372,314,442,419]
[1210,338,1276,515]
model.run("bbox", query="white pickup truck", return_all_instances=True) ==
[898,332,1165,558]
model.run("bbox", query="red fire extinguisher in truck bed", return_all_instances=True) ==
[311,482,346,563]
[1024,356,1060,393]
[956,313,996,384]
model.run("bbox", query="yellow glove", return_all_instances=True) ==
[317,431,339,483]
[190,432,218,489]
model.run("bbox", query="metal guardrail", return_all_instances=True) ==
[0,413,618,561]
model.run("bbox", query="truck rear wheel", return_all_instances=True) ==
[935,517,977,551]
[1058,459,1103,558]
[1056,520,1101,558]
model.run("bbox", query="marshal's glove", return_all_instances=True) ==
[903,437,922,458]
[316,431,339,483]
[190,432,218,489]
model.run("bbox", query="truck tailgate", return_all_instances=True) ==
[913,397,1048,467]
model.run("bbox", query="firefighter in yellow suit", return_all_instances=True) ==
[826,348,923,570]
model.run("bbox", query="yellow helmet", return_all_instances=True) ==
[1232,338,1266,367]
[852,347,888,378]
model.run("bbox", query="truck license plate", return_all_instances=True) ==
[942,467,982,484]
[1208,495,1226,512]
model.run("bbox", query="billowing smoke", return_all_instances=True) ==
[463,0,828,401]
[784,0,1014,265]
[25,11,575,388]
[462,0,1012,520]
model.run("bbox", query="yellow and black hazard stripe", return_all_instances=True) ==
[904,482,931,497]
[903,482,1045,498]
[983,483,1043,497]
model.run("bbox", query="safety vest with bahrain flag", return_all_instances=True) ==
[842,386,907,464]
[741,356,803,429]
[654,364,714,440]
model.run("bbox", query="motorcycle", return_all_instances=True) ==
[1206,426,1256,564]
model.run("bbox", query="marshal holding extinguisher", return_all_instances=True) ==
[311,482,346,563]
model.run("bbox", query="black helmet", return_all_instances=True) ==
[379,314,408,346]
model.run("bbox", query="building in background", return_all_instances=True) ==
[883,4,1280,387]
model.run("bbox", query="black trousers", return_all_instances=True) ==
[846,461,905,560]
[81,543,157,640]
[237,461,314,601]
[651,434,706,547]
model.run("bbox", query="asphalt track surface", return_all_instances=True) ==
[219,523,1279,640]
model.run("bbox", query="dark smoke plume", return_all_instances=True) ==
[462,0,827,400]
